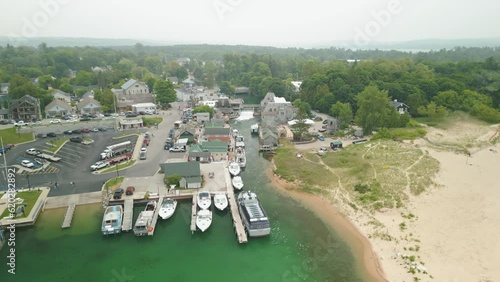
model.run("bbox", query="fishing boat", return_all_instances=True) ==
[133,201,157,236]
[251,123,259,135]
[213,193,228,211]
[196,209,212,232]
[232,176,244,190]
[236,151,246,168]
[101,205,123,235]
[237,191,271,237]
[228,162,241,176]
[197,191,212,210]
[158,198,177,220]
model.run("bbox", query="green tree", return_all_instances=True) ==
[417,101,448,119]
[289,108,310,141]
[154,79,176,106]
[73,70,95,86]
[292,99,312,117]
[192,105,215,118]
[94,89,115,113]
[219,81,235,95]
[164,174,182,188]
[355,85,392,135]
[59,83,73,93]
[330,102,353,129]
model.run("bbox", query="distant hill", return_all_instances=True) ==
[1,36,500,51]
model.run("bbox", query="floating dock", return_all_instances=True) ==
[121,198,134,232]
[225,164,248,244]
[190,194,197,233]
[61,204,76,228]
[148,197,163,236]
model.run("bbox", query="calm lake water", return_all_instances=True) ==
[0,115,366,282]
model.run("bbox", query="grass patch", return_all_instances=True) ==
[0,127,34,144]
[142,117,163,127]
[100,160,136,173]
[103,177,124,193]
[113,133,139,139]
[0,190,43,219]
[372,128,427,141]
[47,138,69,152]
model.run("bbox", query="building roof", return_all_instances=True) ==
[390,100,409,108]
[159,161,201,177]
[201,140,228,148]
[121,79,137,90]
[52,89,71,97]
[234,87,249,94]
[166,77,179,83]
[261,128,278,140]
[45,99,72,112]
[11,94,39,107]
[132,102,156,107]
[77,97,101,109]
[204,127,230,136]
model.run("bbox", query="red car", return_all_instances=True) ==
[143,139,149,146]
[81,128,91,133]
[126,186,135,195]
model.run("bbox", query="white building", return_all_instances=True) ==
[51,89,72,104]
[202,101,217,108]
[260,92,296,125]
[291,81,302,92]
[77,97,101,115]
[121,79,149,95]
[132,103,156,114]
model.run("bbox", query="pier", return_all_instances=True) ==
[148,197,163,236]
[225,164,248,244]
[121,198,134,232]
[190,194,197,233]
[61,204,76,228]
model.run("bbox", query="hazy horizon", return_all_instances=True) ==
[1,0,500,48]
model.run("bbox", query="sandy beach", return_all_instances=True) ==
[270,122,500,282]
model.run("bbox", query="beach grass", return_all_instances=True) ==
[0,127,34,144]
[0,190,43,219]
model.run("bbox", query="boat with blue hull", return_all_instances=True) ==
[101,205,123,235]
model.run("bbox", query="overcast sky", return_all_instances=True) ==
[1,0,499,47]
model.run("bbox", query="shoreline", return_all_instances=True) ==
[266,165,387,282]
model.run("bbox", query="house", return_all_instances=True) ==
[187,144,211,163]
[200,140,229,161]
[45,99,72,117]
[81,90,95,100]
[325,118,341,134]
[259,126,279,147]
[205,119,225,128]
[260,92,296,125]
[179,127,196,145]
[159,161,202,189]
[166,77,179,84]
[204,127,231,142]
[77,97,101,115]
[121,79,149,95]
[229,98,243,111]
[119,118,143,130]
[183,79,195,88]
[330,140,343,149]
[194,112,210,124]
[51,89,72,104]
[0,83,9,95]
[390,99,410,115]
[10,94,42,121]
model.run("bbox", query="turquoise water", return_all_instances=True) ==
[0,118,366,282]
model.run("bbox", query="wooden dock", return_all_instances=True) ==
[121,198,134,232]
[148,197,163,236]
[61,204,76,228]
[190,194,197,233]
[225,164,248,243]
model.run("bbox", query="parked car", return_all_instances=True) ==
[36,133,47,138]
[26,148,41,155]
[0,120,9,125]
[126,186,135,195]
[98,127,107,131]
[140,147,147,153]
[70,136,83,143]
[14,121,27,127]
[66,119,77,123]
[49,119,61,124]
[169,146,185,152]
[143,139,149,146]
[317,135,325,141]
[92,128,99,132]
[47,132,57,137]
[63,130,73,135]
[90,161,109,171]
[80,117,91,121]
[21,160,34,168]
[30,121,42,126]
[80,128,91,133]
[139,151,147,160]
[73,129,81,134]
[113,188,124,199]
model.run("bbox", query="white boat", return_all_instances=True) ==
[238,191,271,237]
[197,191,211,210]
[237,152,246,168]
[251,123,259,135]
[196,209,212,232]
[228,162,241,176]
[101,205,123,235]
[235,141,245,148]
[133,201,157,236]
[158,198,177,220]
[236,135,244,142]
[232,176,244,190]
[213,193,228,211]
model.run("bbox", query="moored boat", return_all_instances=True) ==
[158,198,177,220]
[197,191,212,210]
[237,152,246,168]
[237,191,271,237]
[133,201,157,236]
[228,162,241,176]
[196,209,212,232]
[251,123,259,135]
[232,176,244,190]
[213,193,228,211]
[101,205,123,235]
